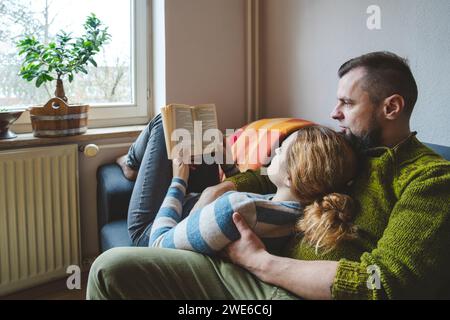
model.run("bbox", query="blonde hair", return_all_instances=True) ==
[287,126,358,254]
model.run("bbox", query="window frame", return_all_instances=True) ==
[13,0,152,132]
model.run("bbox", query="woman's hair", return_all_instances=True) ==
[287,126,359,254]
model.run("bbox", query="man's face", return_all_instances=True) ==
[331,67,383,149]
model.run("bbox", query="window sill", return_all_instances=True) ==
[0,125,145,151]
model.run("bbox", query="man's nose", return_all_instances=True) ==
[331,105,343,120]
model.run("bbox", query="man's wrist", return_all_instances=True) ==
[250,250,274,282]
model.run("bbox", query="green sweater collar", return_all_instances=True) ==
[364,132,420,159]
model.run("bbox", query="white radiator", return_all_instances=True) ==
[0,144,81,296]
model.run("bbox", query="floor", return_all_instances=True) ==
[2,272,89,300]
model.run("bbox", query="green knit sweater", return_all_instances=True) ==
[226,133,450,300]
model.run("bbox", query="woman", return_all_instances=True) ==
[119,114,221,247]
[149,126,359,255]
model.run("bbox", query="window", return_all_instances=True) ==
[0,0,150,130]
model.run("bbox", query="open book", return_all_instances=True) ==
[161,104,219,159]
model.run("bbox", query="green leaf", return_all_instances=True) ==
[44,74,55,82]
[17,14,110,82]
[88,58,97,67]
[36,76,45,88]
[79,66,88,74]
[83,40,93,48]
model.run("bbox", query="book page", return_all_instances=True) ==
[194,104,218,132]
[194,104,219,153]
[162,103,219,159]
[171,105,194,131]
[160,106,174,158]
[171,104,195,158]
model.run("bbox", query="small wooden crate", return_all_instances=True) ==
[30,98,89,137]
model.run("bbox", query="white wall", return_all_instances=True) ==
[261,0,450,146]
[157,0,247,130]
[78,137,134,260]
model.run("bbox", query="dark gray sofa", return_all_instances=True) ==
[97,142,450,253]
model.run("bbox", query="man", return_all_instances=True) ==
[87,52,450,300]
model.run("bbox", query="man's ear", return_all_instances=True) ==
[383,94,405,120]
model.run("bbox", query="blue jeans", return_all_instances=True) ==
[126,114,220,247]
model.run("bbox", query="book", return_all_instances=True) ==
[161,103,219,159]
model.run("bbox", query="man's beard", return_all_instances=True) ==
[343,125,383,152]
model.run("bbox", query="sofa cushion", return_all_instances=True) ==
[226,118,315,173]
[100,220,133,252]
[97,163,135,230]
[424,143,450,161]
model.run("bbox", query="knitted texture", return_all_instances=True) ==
[149,178,302,255]
[226,134,450,299]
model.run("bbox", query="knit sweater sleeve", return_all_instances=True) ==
[225,169,276,194]
[149,178,187,247]
[149,185,259,255]
[332,164,450,300]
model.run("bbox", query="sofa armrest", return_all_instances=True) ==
[97,163,135,231]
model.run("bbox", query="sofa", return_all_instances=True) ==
[96,142,450,253]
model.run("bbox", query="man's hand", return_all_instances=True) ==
[224,213,271,280]
[224,212,338,300]
[190,181,236,213]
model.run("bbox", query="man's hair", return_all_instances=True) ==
[338,51,418,116]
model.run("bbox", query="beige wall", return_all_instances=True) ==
[160,0,247,130]
[79,0,249,261]
[261,0,450,146]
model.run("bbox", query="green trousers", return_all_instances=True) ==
[86,247,300,300]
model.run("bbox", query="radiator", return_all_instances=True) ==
[0,144,81,296]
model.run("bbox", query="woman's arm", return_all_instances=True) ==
[190,169,276,214]
[225,213,338,300]
[148,177,188,247]
[149,159,190,246]
[151,190,256,255]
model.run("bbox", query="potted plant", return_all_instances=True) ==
[16,13,111,137]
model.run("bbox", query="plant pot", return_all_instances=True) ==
[29,97,89,138]
[0,109,26,140]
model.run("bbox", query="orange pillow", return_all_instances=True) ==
[226,118,315,173]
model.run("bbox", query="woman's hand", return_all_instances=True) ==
[173,158,190,183]
[223,213,272,280]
